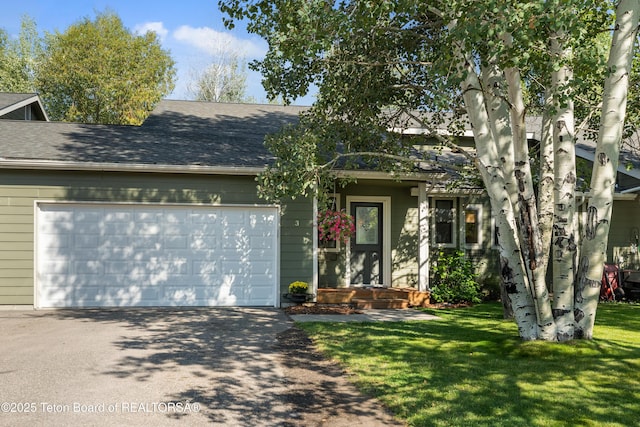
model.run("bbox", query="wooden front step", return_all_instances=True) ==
[352,298,409,309]
[317,287,430,308]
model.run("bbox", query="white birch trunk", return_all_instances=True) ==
[575,0,640,338]
[458,53,538,340]
[480,63,520,321]
[505,67,556,341]
[550,35,577,341]
[538,95,555,284]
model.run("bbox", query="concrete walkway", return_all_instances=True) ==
[290,309,440,323]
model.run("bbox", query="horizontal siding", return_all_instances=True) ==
[0,215,33,224]
[0,268,32,278]
[0,188,40,197]
[0,241,32,250]
[0,250,33,260]
[0,224,33,233]
[608,200,640,269]
[0,205,34,214]
[279,199,314,288]
[0,260,32,269]
[0,169,315,305]
[0,286,33,296]
[0,277,32,286]
[0,295,33,304]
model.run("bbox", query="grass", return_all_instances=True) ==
[297,302,640,427]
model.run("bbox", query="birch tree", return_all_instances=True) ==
[220,0,640,340]
[187,50,250,103]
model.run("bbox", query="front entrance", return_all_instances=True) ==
[350,202,383,285]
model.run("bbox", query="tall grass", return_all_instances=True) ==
[298,303,640,426]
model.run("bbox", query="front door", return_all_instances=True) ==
[350,202,383,285]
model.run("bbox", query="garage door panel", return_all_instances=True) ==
[73,260,103,275]
[164,235,188,249]
[36,204,278,308]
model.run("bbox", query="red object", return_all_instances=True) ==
[600,263,620,301]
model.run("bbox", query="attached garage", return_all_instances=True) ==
[0,98,315,308]
[35,202,279,308]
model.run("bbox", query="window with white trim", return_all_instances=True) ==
[464,204,483,247]
[434,199,456,246]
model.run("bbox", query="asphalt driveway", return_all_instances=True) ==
[0,307,403,427]
[0,307,297,426]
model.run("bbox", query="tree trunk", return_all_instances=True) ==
[458,52,538,340]
[575,0,640,339]
[538,94,555,284]
[550,35,577,341]
[480,63,519,321]
[505,67,556,341]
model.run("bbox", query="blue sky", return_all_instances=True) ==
[0,0,315,105]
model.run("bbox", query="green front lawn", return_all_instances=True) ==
[298,303,640,426]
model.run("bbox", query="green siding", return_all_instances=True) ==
[279,197,315,289]
[318,180,421,287]
[317,183,502,290]
[0,169,313,305]
[607,199,640,269]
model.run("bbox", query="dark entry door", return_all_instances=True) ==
[350,202,383,285]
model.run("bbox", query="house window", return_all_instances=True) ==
[464,204,482,247]
[434,199,455,245]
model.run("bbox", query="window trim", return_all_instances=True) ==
[432,197,457,248]
[463,203,483,249]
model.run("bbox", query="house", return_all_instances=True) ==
[0,98,312,308]
[1,93,639,308]
[575,139,640,271]
[0,92,48,121]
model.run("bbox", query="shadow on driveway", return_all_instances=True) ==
[0,308,403,426]
[1,308,291,426]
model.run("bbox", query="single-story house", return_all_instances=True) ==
[1,92,639,308]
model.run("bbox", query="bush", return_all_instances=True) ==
[431,250,481,304]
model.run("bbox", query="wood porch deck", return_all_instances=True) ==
[317,287,431,309]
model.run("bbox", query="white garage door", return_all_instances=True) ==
[35,203,279,308]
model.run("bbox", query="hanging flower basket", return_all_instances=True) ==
[317,209,355,244]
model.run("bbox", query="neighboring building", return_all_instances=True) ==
[1,93,639,308]
[0,93,48,121]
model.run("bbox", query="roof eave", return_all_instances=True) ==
[332,169,445,181]
[0,158,264,176]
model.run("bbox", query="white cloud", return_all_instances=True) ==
[173,25,267,59]
[134,22,169,40]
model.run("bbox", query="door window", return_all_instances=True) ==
[355,206,379,245]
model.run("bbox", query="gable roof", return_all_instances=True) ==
[0,93,48,121]
[0,100,305,173]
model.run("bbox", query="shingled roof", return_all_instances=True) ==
[0,99,306,170]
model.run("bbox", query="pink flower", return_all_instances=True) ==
[317,209,354,244]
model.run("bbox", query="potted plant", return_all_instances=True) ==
[286,281,310,303]
[317,209,355,245]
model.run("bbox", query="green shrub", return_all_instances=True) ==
[431,250,481,303]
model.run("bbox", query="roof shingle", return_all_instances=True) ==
[0,100,306,168]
